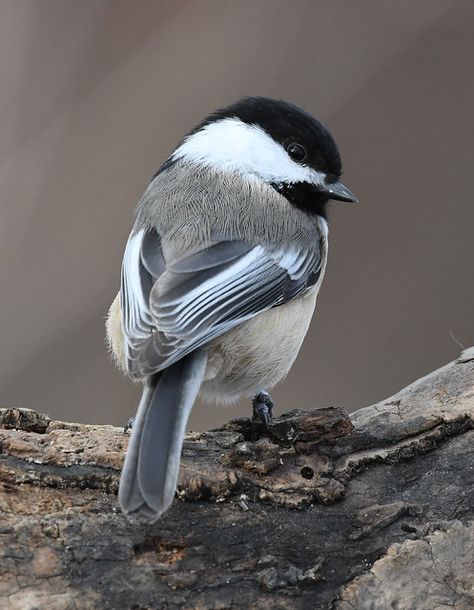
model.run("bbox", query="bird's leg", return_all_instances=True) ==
[252,391,274,431]
[123,416,135,434]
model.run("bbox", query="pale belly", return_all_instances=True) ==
[200,287,318,403]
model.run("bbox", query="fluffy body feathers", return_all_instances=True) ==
[107,163,327,401]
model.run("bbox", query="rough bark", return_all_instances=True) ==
[1,348,473,610]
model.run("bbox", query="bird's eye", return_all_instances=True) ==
[286,142,307,163]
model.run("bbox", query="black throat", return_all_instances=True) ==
[271,182,329,219]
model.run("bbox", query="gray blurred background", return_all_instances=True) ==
[0,0,473,431]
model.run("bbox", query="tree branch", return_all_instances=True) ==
[1,348,473,609]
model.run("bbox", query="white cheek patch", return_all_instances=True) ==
[172,117,326,186]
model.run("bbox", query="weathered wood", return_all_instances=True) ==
[1,348,473,610]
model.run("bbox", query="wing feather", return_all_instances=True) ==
[120,228,322,378]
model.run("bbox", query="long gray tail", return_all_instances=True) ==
[119,350,207,521]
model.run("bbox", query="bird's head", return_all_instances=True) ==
[165,96,358,218]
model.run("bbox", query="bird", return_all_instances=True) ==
[106,96,358,522]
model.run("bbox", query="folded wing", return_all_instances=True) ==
[120,227,322,378]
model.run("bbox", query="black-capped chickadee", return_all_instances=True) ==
[106,96,358,521]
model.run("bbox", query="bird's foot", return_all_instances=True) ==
[252,391,274,432]
[123,416,135,434]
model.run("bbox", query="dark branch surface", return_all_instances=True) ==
[1,348,474,610]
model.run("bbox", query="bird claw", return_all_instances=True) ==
[252,391,274,431]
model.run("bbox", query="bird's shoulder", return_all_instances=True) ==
[134,162,326,262]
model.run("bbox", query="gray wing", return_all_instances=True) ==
[120,227,322,378]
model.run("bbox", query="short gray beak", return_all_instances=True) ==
[323,180,358,203]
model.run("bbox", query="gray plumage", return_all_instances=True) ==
[106,97,356,522]
[118,351,207,519]
[111,164,327,520]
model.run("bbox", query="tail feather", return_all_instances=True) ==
[119,350,207,521]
